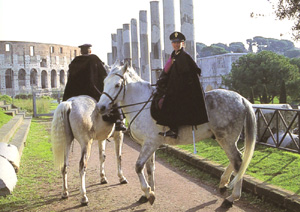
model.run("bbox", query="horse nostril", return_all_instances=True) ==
[100,106,106,112]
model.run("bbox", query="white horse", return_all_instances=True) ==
[51,95,128,205]
[97,62,257,208]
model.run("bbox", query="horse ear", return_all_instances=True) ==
[122,60,130,74]
[113,60,120,67]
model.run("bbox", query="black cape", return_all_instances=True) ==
[151,48,209,126]
[63,54,107,101]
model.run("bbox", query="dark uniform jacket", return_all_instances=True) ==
[151,48,209,127]
[63,54,107,101]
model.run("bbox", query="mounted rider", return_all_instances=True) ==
[151,32,208,138]
[63,44,126,131]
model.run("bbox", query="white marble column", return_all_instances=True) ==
[139,10,150,82]
[180,0,195,60]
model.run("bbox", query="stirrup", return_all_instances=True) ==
[158,130,178,139]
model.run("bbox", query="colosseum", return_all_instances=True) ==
[0,41,80,96]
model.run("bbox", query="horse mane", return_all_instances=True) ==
[108,63,144,83]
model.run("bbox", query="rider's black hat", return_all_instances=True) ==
[169,31,186,42]
[78,44,92,49]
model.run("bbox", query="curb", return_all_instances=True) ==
[159,144,300,212]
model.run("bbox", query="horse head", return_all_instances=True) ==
[97,61,130,114]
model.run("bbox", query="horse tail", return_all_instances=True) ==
[228,98,256,189]
[51,101,72,171]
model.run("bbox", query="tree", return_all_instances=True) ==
[196,42,207,58]
[228,42,247,53]
[198,45,229,57]
[279,80,287,103]
[222,51,299,103]
[272,0,300,40]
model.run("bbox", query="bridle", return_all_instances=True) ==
[101,73,126,106]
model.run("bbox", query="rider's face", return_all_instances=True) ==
[172,41,183,52]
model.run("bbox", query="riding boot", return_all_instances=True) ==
[159,126,178,139]
[115,119,127,132]
[113,105,127,132]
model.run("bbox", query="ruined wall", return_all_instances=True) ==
[197,53,246,91]
[0,41,80,96]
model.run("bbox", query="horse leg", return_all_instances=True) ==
[219,164,233,194]
[136,142,160,205]
[146,153,155,191]
[98,140,108,184]
[113,131,128,184]
[61,140,72,199]
[217,137,243,208]
[79,141,92,205]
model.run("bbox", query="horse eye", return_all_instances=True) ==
[115,84,120,88]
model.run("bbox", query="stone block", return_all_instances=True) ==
[0,156,17,196]
[0,142,20,172]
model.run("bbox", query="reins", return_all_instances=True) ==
[94,73,155,130]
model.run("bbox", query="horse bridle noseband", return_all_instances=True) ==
[101,73,126,106]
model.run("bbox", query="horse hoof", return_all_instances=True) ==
[81,196,89,206]
[120,178,128,184]
[100,178,108,184]
[138,195,148,204]
[221,199,233,208]
[81,201,88,206]
[148,194,155,205]
[61,191,69,199]
[219,187,227,195]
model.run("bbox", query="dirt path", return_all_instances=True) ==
[45,135,270,212]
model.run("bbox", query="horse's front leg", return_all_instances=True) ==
[113,131,128,184]
[136,141,160,205]
[98,140,108,184]
[79,141,92,205]
[146,153,155,191]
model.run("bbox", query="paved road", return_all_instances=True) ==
[47,135,271,212]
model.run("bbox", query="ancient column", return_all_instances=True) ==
[163,0,175,64]
[107,53,112,66]
[180,0,195,60]
[131,18,140,76]
[116,29,124,62]
[123,24,131,65]
[111,33,117,64]
[139,10,150,82]
[150,1,163,84]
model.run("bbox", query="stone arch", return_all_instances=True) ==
[41,70,48,89]
[51,69,57,88]
[18,69,26,89]
[5,69,13,88]
[59,70,65,86]
[30,69,38,87]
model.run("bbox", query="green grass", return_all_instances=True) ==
[12,98,58,115]
[178,138,300,194]
[0,118,59,211]
[0,109,12,128]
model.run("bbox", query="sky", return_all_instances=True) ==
[0,0,298,64]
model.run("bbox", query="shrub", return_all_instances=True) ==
[0,95,12,104]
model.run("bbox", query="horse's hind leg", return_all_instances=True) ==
[113,131,128,184]
[219,164,233,194]
[217,137,243,208]
[98,140,108,184]
[79,141,92,205]
[61,140,72,199]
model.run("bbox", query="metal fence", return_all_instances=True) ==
[253,106,300,154]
